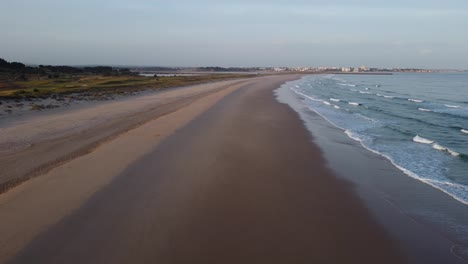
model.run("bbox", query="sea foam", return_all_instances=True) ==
[433,144,460,157]
[413,135,434,144]
[285,75,468,206]
[413,136,460,157]
[418,108,432,112]
[445,104,460,108]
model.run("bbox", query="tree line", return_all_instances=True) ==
[0,58,133,77]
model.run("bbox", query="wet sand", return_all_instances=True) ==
[6,76,405,263]
[277,85,468,264]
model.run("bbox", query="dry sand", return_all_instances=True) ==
[0,78,254,192]
[0,77,255,262]
[1,75,404,263]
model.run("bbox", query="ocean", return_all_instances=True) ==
[285,73,468,205]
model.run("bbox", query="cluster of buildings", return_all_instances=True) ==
[271,66,339,72]
[270,66,371,73]
[267,66,436,73]
[341,66,368,72]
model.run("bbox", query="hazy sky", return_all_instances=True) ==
[1,0,468,68]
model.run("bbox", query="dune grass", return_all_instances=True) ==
[0,74,256,99]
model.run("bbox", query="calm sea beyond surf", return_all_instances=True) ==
[286,73,468,205]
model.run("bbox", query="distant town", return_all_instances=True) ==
[131,65,467,75]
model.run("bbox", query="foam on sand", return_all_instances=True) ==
[283,76,468,207]
[289,88,322,102]
[344,131,468,204]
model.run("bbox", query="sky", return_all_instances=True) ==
[1,0,468,69]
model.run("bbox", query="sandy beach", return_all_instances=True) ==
[0,75,464,263]
[0,77,259,192]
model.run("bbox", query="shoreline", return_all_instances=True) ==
[276,80,468,263]
[288,86,468,206]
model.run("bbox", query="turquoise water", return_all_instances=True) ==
[286,73,468,204]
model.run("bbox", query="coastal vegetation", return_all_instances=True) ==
[0,58,254,99]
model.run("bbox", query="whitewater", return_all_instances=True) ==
[286,73,468,204]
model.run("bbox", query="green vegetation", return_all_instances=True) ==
[0,58,132,76]
[0,73,255,99]
[0,58,257,99]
